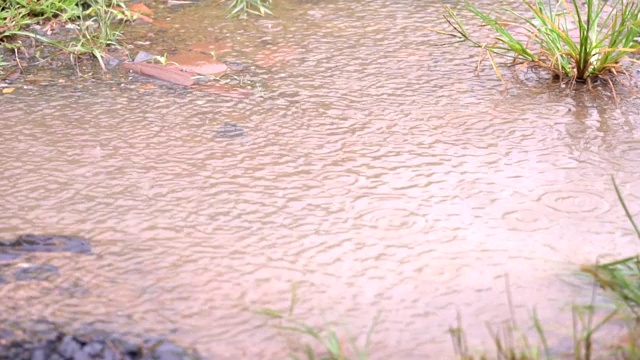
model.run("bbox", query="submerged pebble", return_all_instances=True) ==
[0,234,92,254]
[13,264,60,282]
[0,235,91,286]
[224,61,246,71]
[214,123,246,139]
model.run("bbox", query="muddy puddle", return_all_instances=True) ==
[1,0,640,358]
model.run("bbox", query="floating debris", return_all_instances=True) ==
[122,62,197,86]
[168,51,228,75]
[133,51,157,64]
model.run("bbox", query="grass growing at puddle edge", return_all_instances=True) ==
[1,0,135,72]
[258,178,640,359]
[227,0,272,18]
[441,0,640,97]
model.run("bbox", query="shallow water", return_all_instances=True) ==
[1,0,640,358]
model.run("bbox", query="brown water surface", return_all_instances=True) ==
[2,0,640,358]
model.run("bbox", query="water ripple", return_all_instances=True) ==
[1,0,640,359]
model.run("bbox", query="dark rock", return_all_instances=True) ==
[82,342,103,356]
[72,350,91,360]
[0,322,204,360]
[13,264,60,282]
[214,122,245,139]
[58,335,82,358]
[153,341,190,360]
[30,348,46,360]
[108,337,141,358]
[102,347,119,360]
[0,234,91,254]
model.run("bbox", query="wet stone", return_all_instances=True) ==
[153,341,190,360]
[82,342,102,356]
[31,348,46,360]
[72,350,91,360]
[104,57,122,70]
[214,123,245,139]
[110,337,142,357]
[13,264,60,282]
[58,335,82,358]
[0,322,204,360]
[0,234,91,254]
[102,347,118,360]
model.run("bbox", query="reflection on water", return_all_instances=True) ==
[1,0,640,358]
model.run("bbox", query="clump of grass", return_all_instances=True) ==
[450,275,551,360]
[582,256,640,315]
[0,5,32,39]
[582,177,640,314]
[0,0,132,70]
[256,284,377,360]
[443,0,640,92]
[66,0,130,70]
[450,281,618,360]
[1,0,83,36]
[1,0,82,20]
[227,0,272,18]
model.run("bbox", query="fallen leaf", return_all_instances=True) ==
[168,51,227,75]
[129,3,154,15]
[136,14,154,24]
[116,5,154,23]
[2,88,15,94]
[122,62,196,86]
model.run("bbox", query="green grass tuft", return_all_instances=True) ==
[581,177,640,318]
[442,0,640,90]
[227,0,272,18]
[256,284,377,360]
[1,0,133,71]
